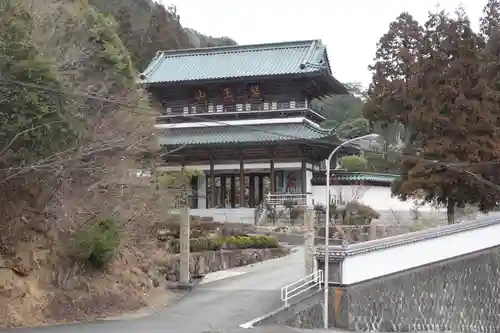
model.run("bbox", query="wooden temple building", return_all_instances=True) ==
[140,40,358,218]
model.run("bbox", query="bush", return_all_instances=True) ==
[343,201,380,225]
[169,235,279,253]
[339,156,367,172]
[73,218,120,268]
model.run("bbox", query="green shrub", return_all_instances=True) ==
[169,235,279,253]
[74,218,120,268]
[339,156,367,172]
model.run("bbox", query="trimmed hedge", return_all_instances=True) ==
[170,235,279,253]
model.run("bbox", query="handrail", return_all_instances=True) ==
[267,193,308,206]
[280,270,323,306]
[254,192,270,225]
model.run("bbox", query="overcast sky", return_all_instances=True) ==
[166,0,484,88]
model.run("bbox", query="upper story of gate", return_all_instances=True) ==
[139,39,347,125]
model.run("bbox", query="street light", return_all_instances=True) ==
[323,133,380,329]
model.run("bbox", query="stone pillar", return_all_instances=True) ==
[304,208,315,275]
[368,222,377,240]
[179,206,190,285]
[198,174,206,209]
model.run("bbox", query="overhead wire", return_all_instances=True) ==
[0,76,346,148]
[2,75,500,193]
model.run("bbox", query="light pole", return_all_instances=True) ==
[323,133,379,329]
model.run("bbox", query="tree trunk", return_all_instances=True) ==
[383,124,389,173]
[447,199,455,224]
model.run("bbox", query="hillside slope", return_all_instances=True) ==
[0,0,234,328]
[88,0,237,70]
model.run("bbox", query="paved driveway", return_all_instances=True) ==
[9,247,305,333]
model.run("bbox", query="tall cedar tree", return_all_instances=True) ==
[392,10,500,223]
[364,13,423,142]
[363,13,424,172]
[480,0,500,40]
[478,0,500,190]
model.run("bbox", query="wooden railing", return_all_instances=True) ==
[163,100,313,116]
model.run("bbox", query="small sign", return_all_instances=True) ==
[223,87,234,102]
[248,84,261,100]
[194,89,207,104]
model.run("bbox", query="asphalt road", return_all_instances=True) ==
[8,247,305,333]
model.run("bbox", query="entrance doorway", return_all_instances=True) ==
[206,173,270,208]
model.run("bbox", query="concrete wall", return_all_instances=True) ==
[260,247,500,332]
[258,215,500,332]
[310,185,446,225]
[280,246,500,332]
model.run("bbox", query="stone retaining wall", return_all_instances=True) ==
[161,247,289,281]
[258,246,500,332]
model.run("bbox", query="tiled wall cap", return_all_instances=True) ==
[316,215,500,261]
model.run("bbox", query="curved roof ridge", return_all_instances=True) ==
[156,39,320,56]
[302,118,335,134]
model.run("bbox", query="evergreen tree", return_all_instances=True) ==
[0,0,76,165]
[364,12,423,137]
[115,6,138,67]
[392,9,500,223]
[480,0,500,40]
[364,12,424,171]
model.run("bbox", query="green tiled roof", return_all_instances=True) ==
[332,172,397,183]
[158,121,337,146]
[140,40,333,84]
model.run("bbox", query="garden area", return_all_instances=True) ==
[158,217,280,253]
[157,217,287,282]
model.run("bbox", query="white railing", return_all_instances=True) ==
[280,270,323,306]
[268,193,308,206]
[255,193,270,225]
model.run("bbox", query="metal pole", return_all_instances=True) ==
[323,148,336,329]
[322,133,379,330]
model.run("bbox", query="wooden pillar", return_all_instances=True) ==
[221,176,227,207]
[210,161,216,208]
[304,208,315,275]
[240,160,245,207]
[258,176,264,203]
[230,175,236,208]
[270,160,276,193]
[249,176,255,207]
[301,160,307,194]
[179,206,190,285]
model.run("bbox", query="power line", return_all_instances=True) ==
[2,75,500,184]
[0,76,348,149]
